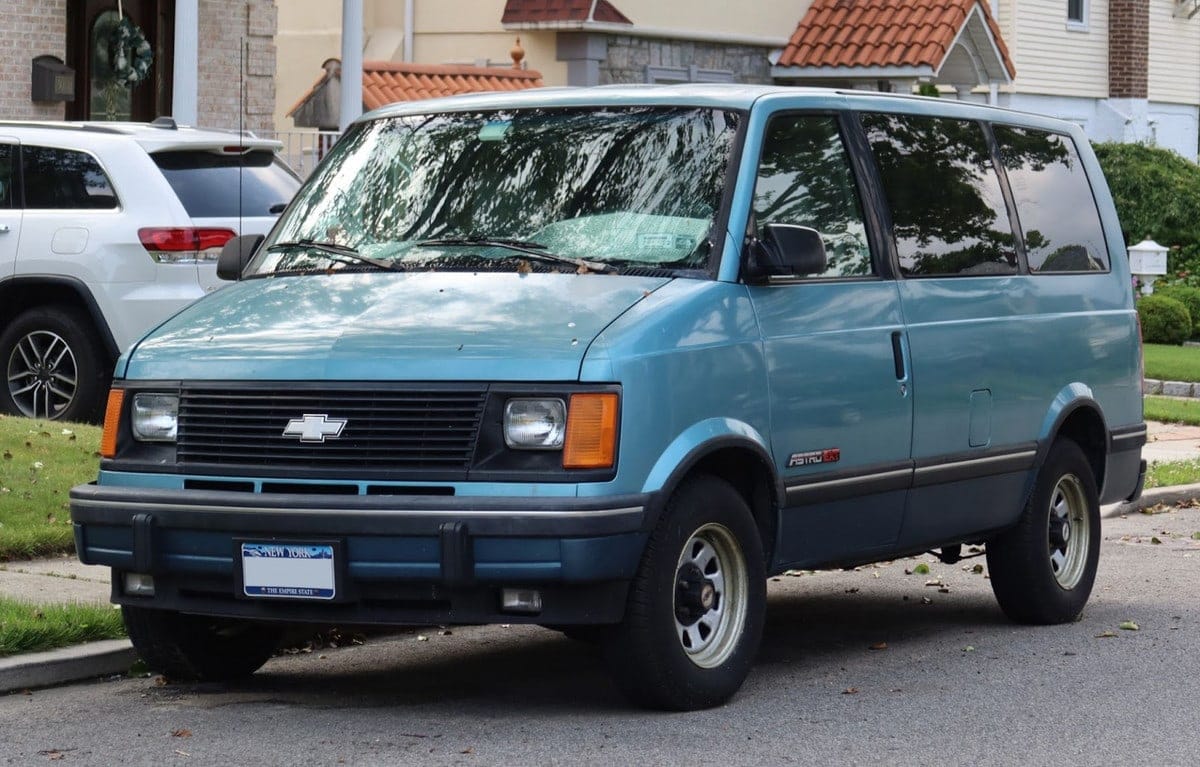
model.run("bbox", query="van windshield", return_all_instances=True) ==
[249,106,741,276]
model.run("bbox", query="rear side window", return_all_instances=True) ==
[863,113,1017,277]
[753,114,873,278]
[993,126,1108,272]
[151,150,300,218]
[21,146,119,210]
[0,144,13,209]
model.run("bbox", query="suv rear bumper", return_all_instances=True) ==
[69,484,650,625]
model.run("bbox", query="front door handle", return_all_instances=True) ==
[0,224,10,234]
[891,331,910,397]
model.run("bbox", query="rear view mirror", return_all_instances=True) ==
[217,234,264,281]
[744,224,827,282]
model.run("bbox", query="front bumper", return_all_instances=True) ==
[70,484,650,625]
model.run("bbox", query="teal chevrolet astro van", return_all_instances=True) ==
[71,85,1146,710]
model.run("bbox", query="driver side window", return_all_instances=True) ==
[753,115,873,278]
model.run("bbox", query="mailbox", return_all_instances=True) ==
[31,55,75,103]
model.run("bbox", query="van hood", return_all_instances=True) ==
[124,271,671,381]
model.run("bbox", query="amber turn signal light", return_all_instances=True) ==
[562,393,618,469]
[100,389,125,459]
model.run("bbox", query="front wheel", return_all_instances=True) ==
[0,306,107,422]
[987,439,1101,624]
[602,475,766,710]
[123,606,283,682]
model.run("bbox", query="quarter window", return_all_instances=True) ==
[0,144,13,209]
[753,115,873,278]
[21,146,118,210]
[863,113,1017,277]
[994,125,1108,272]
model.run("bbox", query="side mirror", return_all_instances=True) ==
[744,224,827,282]
[217,234,264,281]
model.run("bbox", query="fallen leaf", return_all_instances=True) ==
[2,451,10,460]
[1192,532,1200,540]
[921,596,932,605]
[1095,630,1117,638]
[516,259,532,275]
[842,687,859,695]
[461,748,474,754]
[1119,621,1140,631]
[963,645,975,652]
[913,563,930,575]
[1151,537,1162,545]
[417,635,429,642]
[844,587,859,594]
[172,729,192,738]
[174,750,190,757]
[924,579,942,587]
[869,642,888,651]
[938,587,951,594]
[972,564,984,574]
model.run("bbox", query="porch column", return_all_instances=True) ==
[339,0,364,132]
[172,0,199,124]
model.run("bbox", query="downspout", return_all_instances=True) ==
[404,0,414,63]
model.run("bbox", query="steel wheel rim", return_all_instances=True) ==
[673,522,748,669]
[6,330,78,419]
[1047,473,1090,589]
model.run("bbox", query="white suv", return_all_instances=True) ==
[0,119,300,421]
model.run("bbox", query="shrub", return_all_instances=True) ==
[1093,142,1200,247]
[1138,294,1192,345]
[1153,286,1200,337]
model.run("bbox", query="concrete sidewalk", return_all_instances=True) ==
[1,419,1199,693]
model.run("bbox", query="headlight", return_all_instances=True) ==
[504,398,566,449]
[131,393,179,442]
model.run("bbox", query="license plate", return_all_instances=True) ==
[241,543,336,600]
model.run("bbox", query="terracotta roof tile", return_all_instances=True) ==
[501,0,632,25]
[778,0,1015,78]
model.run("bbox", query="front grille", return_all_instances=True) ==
[176,385,487,476]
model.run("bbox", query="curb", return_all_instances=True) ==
[0,639,137,694]
[1145,379,1200,398]
[1103,482,1200,518]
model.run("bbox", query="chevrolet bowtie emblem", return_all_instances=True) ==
[283,414,348,443]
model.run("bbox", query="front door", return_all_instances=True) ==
[66,0,174,121]
[0,140,20,282]
[744,112,913,569]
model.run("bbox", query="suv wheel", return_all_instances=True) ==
[602,474,766,710]
[123,605,283,682]
[0,306,106,422]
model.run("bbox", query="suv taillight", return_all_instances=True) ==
[138,227,236,263]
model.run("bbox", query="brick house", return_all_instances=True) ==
[0,0,278,133]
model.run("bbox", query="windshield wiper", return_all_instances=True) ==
[267,239,406,273]
[417,236,618,274]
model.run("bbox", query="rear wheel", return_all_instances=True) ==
[123,606,283,682]
[602,475,765,710]
[987,439,1101,624]
[0,306,107,422]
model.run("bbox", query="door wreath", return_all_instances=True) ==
[108,16,153,86]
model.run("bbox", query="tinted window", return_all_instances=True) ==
[753,115,873,277]
[863,113,1017,277]
[152,150,300,217]
[0,144,13,209]
[994,126,1108,272]
[21,146,118,210]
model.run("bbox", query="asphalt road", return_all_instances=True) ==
[3,506,1199,766]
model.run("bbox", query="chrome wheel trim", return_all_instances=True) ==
[6,330,78,419]
[1047,473,1090,589]
[673,522,748,669]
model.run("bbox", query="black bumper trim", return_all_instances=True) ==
[70,484,649,537]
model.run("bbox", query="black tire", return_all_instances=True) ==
[987,439,1101,624]
[602,474,766,710]
[0,305,107,422]
[123,605,283,682]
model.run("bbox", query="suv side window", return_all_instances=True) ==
[0,144,14,208]
[21,146,119,210]
[862,113,1017,277]
[993,125,1109,272]
[753,114,873,277]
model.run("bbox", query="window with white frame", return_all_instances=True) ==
[1067,0,1088,29]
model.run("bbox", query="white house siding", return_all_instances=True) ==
[997,0,1109,98]
[1148,0,1200,105]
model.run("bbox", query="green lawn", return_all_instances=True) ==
[1146,458,1200,489]
[0,415,102,561]
[1144,343,1200,382]
[0,598,124,657]
[1144,396,1200,426]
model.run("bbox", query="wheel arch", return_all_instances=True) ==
[641,425,783,562]
[0,275,119,362]
[1035,386,1109,499]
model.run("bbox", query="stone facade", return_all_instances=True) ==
[198,0,277,133]
[598,35,771,85]
[0,0,68,120]
[1108,0,1149,99]
[0,1,276,132]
